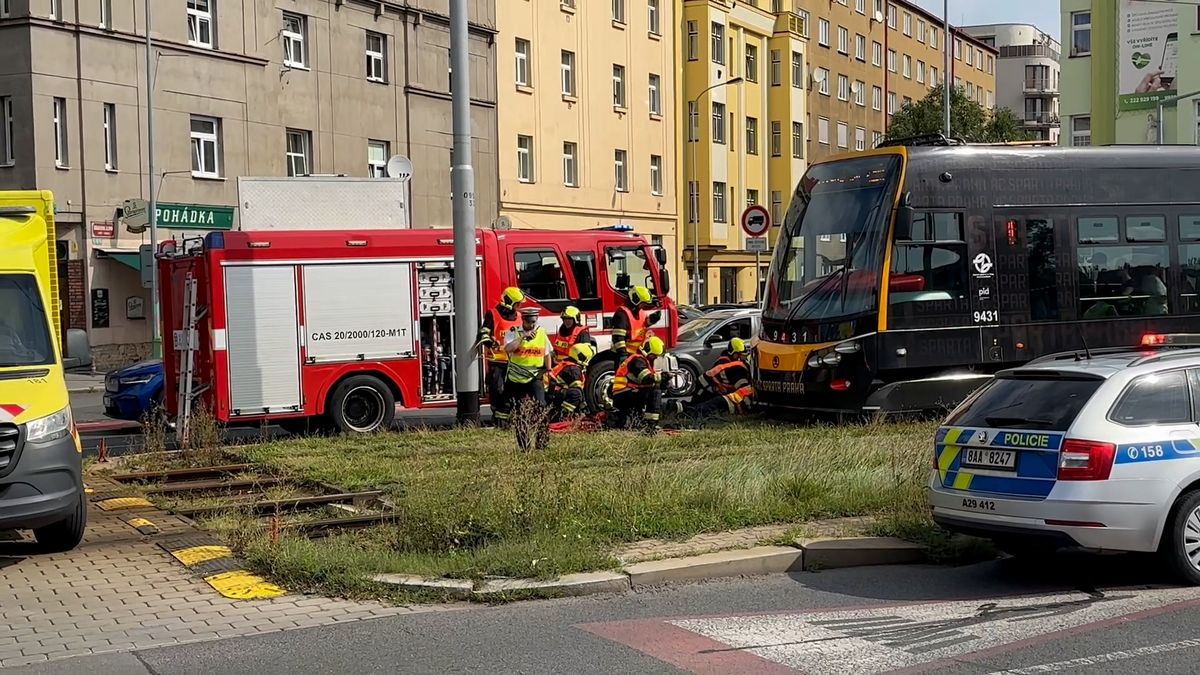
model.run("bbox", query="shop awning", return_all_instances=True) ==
[97,250,141,272]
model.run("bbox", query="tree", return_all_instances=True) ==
[885,85,1032,144]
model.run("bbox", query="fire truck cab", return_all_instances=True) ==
[158,227,676,433]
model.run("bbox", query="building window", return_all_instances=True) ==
[966,44,974,66]
[366,32,387,83]
[854,80,865,106]
[903,12,911,36]
[887,91,896,115]
[0,0,10,18]
[872,85,882,111]
[187,0,213,49]
[0,96,12,165]
[930,66,939,86]
[791,51,803,88]
[954,38,962,60]
[1071,116,1091,146]
[614,149,628,192]
[50,0,61,20]
[712,102,726,144]
[367,140,388,177]
[817,67,830,95]
[817,117,829,145]
[887,49,896,73]
[687,101,699,141]
[648,74,661,115]
[563,142,577,187]
[818,19,829,47]
[515,38,531,87]
[102,102,117,171]
[561,51,576,96]
[771,121,782,156]
[285,129,311,176]
[917,60,925,83]
[612,64,626,108]
[517,135,534,183]
[792,122,803,158]
[872,41,882,67]
[99,0,111,28]
[797,9,810,37]
[711,22,726,64]
[650,154,662,195]
[612,0,625,24]
[887,4,895,28]
[1196,101,1200,145]
[688,181,698,223]
[190,115,221,178]
[770,50,782,86]
[855,34,866,61]
[872,131,883,147]
[931,28,938,50]
[855,126,866,151]
[855,0,865,14]
[917,19,925,43]
[771,191,782,225]
[282,13,307,68]
[837,74,849,101]
[837,26,848,54]
[1071,11,1091,56]
[647,0,660,35]
[746,189,759,208]
[52,97,68,167]
[687,21,698,60]
[837,121,848,149]
[745,44,758,83]
[713,182,727,223]
[746,117,758,155]
[903,54,911,79]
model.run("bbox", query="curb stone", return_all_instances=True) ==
[371,574,474,599]
[797,536,927,571]
[624,546,805,588]
[473,572,631,598]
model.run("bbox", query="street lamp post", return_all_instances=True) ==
[689,77,742,306]
[1157,89,1200,144]
[145,0,161,358]
[943,0,951,136]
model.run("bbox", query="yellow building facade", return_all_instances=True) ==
[495,0,679,282]
[679,1,808,304]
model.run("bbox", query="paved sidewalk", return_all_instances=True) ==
[612,516,877,564]
[0,487,446,668]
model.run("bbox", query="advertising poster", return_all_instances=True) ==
[1119,0,1181,111]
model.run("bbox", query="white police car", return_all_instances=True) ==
[928,334,1200,584]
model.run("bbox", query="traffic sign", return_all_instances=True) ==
[746,237,769,252]
[740,205,771,238]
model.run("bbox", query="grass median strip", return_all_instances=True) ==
[141,419,940,599]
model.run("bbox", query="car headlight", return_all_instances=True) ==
[26,407,73,443]
[118,375,155,386]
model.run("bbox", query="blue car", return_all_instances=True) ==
[104,359,165,421]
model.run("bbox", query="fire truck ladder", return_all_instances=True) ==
[174,274,208,447]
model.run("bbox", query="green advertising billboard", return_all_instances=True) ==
[1118,0,1182,111]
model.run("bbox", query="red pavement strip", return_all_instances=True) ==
[579,594,1200,674]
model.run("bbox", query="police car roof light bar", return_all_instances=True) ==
[1141,333,1200,348]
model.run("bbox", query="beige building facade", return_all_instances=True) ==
[0,0,498,368]
[495,0,680,292]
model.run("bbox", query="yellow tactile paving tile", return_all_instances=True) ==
[171,545,234,567]
[95,496,154,511]
[204,570,286,600]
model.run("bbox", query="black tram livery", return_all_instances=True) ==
[755,137,1200,414]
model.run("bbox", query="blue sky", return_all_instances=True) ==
[910,0,1061,40]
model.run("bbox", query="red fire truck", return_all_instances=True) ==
[157,227,677,434]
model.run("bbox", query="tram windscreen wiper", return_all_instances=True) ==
[983,415,1056,429]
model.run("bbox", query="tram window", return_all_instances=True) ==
[910,212,963,241]
[1078,217,1119,244]
[1180,215,1200,242]
[1126,215,1166,243]
[1180,244,1200,313]
[1077,245,1169,318]
[1026,219,1059,321]
[888,244,969,305]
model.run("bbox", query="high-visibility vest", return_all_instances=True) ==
[488,308,521,362]
[615,306,650,353]
[725,385,755,414]
[548,362,584,390]
[552,325,587,363]
[612,353,654,394]
[706,359,748,394]
[506,328,549,384]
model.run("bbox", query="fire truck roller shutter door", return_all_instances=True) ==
[223,265,303,414]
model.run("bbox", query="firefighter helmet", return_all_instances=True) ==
[568,343,595,366]
[629,286,653,306]
[561,305,581,321]
[502,287,525,307]
[729,337,746,353]
[644,336,665,357]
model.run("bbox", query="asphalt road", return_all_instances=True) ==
[12,552,1200,674]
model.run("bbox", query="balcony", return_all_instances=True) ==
[1023,112,1061,126]
[774,11,807,37]
[999,44,1061,61]
[1023,78,1059,95]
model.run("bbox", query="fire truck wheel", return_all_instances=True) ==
[585,359,616,413]
[328,375,396,434]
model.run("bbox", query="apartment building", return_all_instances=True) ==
[963,24,1060,143]
[680,0,807,304]
[496,0,679,291]
[1060,0,1200,147]
[0,0,498,368]
[796,0,998,164]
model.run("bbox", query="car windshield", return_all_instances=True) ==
[0,274,55,368]
[678,318,720,343]
[763,154,902,323]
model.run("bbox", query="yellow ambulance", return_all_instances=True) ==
[0,190,85,551]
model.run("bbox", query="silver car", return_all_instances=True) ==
[670,307,760,398]
[928,334,1200,584]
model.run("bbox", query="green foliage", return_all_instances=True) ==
[885,85,1032,144]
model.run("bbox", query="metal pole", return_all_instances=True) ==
[145,0,160,358]
[450,0,481,425]
[690,112,699,305]
[754,251,761,303]
[943,0,951,136]
[1158,101,1166,145]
